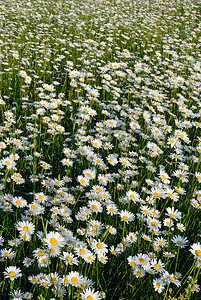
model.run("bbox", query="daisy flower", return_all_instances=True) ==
[61,251,79,265]
[195,172,201,183]
[88,200,103,213]
[190,242,201,259]
[107,154,118,166]
[16,220,35,236]
[12,196,27,208]
[91,239,108,255]
[119,210,134,223]
[66,271,83,287]
[44,232,65,249]
[4,266,22,281]
[153,278,165,293]
[0,248,15,260]
[80,288,101,300]
[166,207,182,220]
[77,176,90,187]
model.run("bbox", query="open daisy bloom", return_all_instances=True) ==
[66,271,83,287]
[80,287,101,300]
[44,232,65,250]
[4,266,22,281]
[190,242,201,259]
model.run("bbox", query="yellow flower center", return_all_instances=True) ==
[156,283,161,288]
[23,226,30,232]
[50,238,58,246]
[139,258,144,263]
[169,214,175,218]
[177,241,183,246]
[123,216,129,220]
[71,277,78,284]
[66,257,73,262]
[92,205,98,210]
[16,200,22,205]
[154,264,160,270]
[97,243,103,249]
[169,276,174,281]
[195,250,201,256]
[9,272,16,277]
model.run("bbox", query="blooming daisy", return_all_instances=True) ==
[91,239,108,255]
[80,288,101,300]
[190,242,201,259]
[119,210,135,223]
[66,271,83,287]
[44,232,65,249]
[153,278,165,293]
[4,266,22,281]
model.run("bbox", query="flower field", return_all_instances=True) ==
[0,0,201,299]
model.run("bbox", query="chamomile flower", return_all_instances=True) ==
[66,271,83,287]
[44,232,65,249]
[0,248,15,260]
[166,207,182,220]
[190,242,201,259]
[119,210,135,223]
[153,278,165,293]
[77,176,90,187]
[16,220,35,236]
[4,266,22,281]
[80,288,101,300]
[91,239,108,255]
[61,252,79,265]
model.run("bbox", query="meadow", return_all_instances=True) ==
[0,0,201,299]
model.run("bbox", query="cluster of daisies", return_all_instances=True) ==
[0,0,201,299]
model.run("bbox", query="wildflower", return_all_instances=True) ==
[4,266,22,281]
[16,220,35,236]
[88,200,103,213]
[91,239,108,255]
[153,278,165,293]
[190,242,201,259]
[119,210,135,223]
[166,207,182,220]
[10,289,24,299]
[80,288,101,300]
[151,259,165,273]
[23,257,34,267]
[66,271,83,287]
[126,190,140,203]
[44,232,65,249]
[195,172,201,183]
[0,248,15,260]
[61,252,79,265]
[77,176,90,187]
[83,251,95,264]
